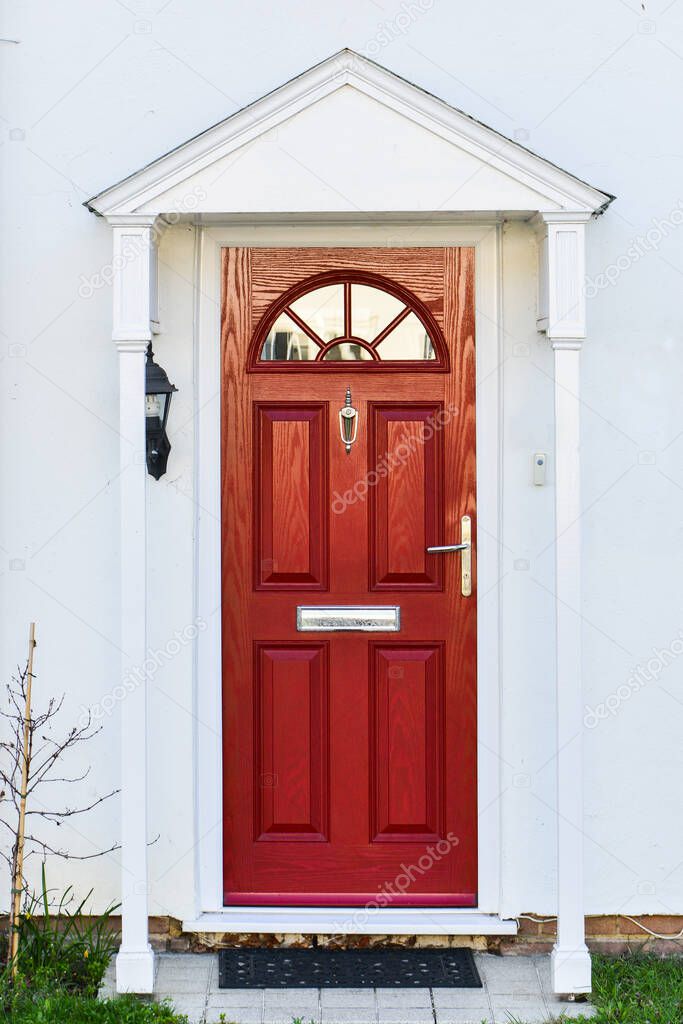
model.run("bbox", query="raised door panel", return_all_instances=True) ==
[254,403,328,589]
[369,404,443,590]
[254,643,329,841]
[370,644,444,843]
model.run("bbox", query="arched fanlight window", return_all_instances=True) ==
[250,273,448,371]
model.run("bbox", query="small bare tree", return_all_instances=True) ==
[1,624,119,971]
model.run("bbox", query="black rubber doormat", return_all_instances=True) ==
[218,947,482,988]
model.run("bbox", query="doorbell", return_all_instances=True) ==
[533,452,547,486]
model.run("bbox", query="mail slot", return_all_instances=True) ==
[296,606,401,632]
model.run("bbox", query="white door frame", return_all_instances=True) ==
[189,220,508,933]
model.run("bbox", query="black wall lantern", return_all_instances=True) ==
[145,344,177,480]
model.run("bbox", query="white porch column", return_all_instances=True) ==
[536,214,592,995]
[108,215,159,994]
[551,337,591,995]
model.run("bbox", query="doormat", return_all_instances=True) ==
[218,947,482,988]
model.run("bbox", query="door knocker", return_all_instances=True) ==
[338,387,359,454]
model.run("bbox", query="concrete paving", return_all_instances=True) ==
[101,951,597,1023]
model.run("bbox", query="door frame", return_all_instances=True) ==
[191,220,505,929]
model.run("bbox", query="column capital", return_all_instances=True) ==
[551,339,583,352]
[530,211,593,230]
[115,339,150,354]
[104,213,162,229]
[534,214,588,341]
[110,221,159,344]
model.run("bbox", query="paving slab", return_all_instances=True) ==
[155,974,212,994]
[320,987,377,1008]
[206,988,265,1008]
[263,985,320,1007]
[158,953,211,965]
[156,966,212,979]
[161,994,207,1020]
[205,1007,263,1024]
[477,955,544,995]
[377,1010,435,1024]
[436,1014,492,1024]
[431,987,490,1009]
[533,957,552,994]
[321,1011,379,1024]
[261,1015,321,1024]
[490,1005,550,1023]
[376,986,433,1007]
[488,992,549,1009]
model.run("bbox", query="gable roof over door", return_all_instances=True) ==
[85,50,613,218]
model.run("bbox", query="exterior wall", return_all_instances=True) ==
[2,0,683,930]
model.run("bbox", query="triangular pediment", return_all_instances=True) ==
[86,50,613,218]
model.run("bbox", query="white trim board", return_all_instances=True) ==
[183,911,517,936]
[86,50,613,218]
[193,222,503,929]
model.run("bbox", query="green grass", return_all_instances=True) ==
[1,992,188,1024]
[586,952,683,1024]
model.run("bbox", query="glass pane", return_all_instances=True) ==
[259,312,319,361]
[289,285,344,342]
[321,342,373,361]
[351,284,405,342]
[375,312,436,360]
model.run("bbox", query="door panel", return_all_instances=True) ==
[254,404,328,589]
[369,404,443,590]
[254,643,329,842]
[370,643,444,843]
[222,247,477,907]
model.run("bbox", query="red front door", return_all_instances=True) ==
[222,248,477,906]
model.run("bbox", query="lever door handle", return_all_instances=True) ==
[426,543,469,553]
[426,515,472,597]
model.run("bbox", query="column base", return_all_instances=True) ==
[116,946,155,994]
[551,944,592,995]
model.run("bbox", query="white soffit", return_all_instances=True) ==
[85,50,614,218]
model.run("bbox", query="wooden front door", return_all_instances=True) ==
[222,248,477,906]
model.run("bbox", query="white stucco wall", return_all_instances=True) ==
[2,0,683,923]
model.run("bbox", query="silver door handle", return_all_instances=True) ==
[426,515,472,597]
[426,543,469,553]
